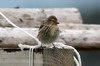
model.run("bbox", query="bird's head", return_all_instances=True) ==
[47,15,59,25]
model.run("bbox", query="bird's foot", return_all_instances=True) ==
[52,43,58,49]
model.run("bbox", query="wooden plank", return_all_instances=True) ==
[0,50,29,66]
[43,49,74,66]
[0,8,82,28]
[0,48,74,66]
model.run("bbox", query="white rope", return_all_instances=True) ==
[73,48,82,66]
[31,48,34,66]
[69,46,82,66]
[29,48,31,66]
[0,12,82,66]
[29,48,34,66]
[74,56,79,66]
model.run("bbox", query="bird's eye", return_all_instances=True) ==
[51,19,55,22]
[52,21,55,22]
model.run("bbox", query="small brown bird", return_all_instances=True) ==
[37,15,59,47]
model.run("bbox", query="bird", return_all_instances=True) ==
[37,15,59,48]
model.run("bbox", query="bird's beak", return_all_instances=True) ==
[56,21,59,24]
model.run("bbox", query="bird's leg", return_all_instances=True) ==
[52,43,56,48]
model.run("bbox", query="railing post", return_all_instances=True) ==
[33,48,74,66]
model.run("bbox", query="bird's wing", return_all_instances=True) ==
[39,24,44,30]
[39,19,47,30]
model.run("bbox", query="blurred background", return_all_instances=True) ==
[0,0,100,66]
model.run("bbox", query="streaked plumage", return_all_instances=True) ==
[37,15,59,45]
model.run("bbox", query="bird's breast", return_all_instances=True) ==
[50,25,59,36]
